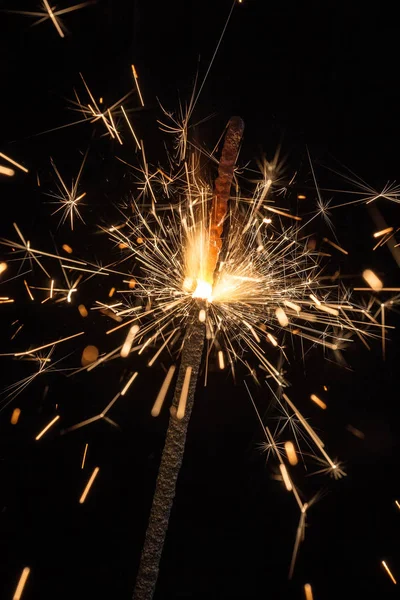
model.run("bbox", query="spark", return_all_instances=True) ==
[323,237,348,255]
[23,280,34,301]
[284,441,298,465]
[78,304,88,317]
[35,415,61,440]
[310,394,327,410]
[346,424,365,439]
[304,583,314,600]
[151,366,176,417]
[177,366,192,419]
[121,325,140,357]
[0,165,15,176]
[381,303,386,360]
[131,64,145,107]
[279,462,293,491]
[0,152,28,173]
[11,408,21,425]
[382,560,397,585]
[46,153,87,230]
[13,567,30,600]
[81,443,89,469]
[276,307,289,327]
[362,269,383,292]
[121,371,138,396]
[11,331,84,357]
[81,345,99,366]
[3,1,96,38]
[79,466,100,504]
[0,262,7,274]
[373,227,393,238]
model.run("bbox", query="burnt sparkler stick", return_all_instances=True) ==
[133,117,244,600]
[206,116,245,284]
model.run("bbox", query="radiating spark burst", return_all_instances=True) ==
[0,346,69,411]
[2,1,96,39]
[45,152,88,230]
[0,84,381,595]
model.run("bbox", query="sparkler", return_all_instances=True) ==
[133,116,244,599]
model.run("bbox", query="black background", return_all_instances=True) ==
[0,1,400,599]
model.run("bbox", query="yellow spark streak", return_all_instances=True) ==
[50,279,54,299]
[147,329,178,368]
[310,394,327,410]
[373,227,393,238]
[79,467,100,504]
[304,583,314,600]
[218,350,225,369]
[131,64,145,106]
[35,415,60,440]
[0,298,14,303]
[177,366,192,420]
[0,165,15,176]
[291,329,338,350]
[109,287,115,298]
[382,560,397,584]
[24,280,34,301]
[121,371,138,396]
[276,307,289,327]
[107,109,123,144]
[151,366,176,417]
[0,262,7,274]
[309,293,321,306]
[284,441,298,465]
[279,463,292,491]
[11,408,21,425]
[62,244,73,254]
[67,288,77,303]
[316,304,339,317]
[284,300,300,313]
[283,393,325,448]
[13,567,30,600]
[120,324,140,357]
[381,303,386,360]
[362,269,383,291]
[199,309,206,322]
[264,205,302,221]
[323,237,348,255]
[81,443,88,469]
[267,332,278,346]
[121,105,141,148]
[0,152,28,173]
[42,0,65,37]
[14,331,84,356]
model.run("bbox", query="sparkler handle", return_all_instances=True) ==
[206,116,245,281]
[133,316,205,600]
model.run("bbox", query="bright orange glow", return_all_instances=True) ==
[11,408,21,425]
[13,567,30,600]
[79,467,100,504]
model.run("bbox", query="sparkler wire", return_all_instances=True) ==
[132,315,205,600]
